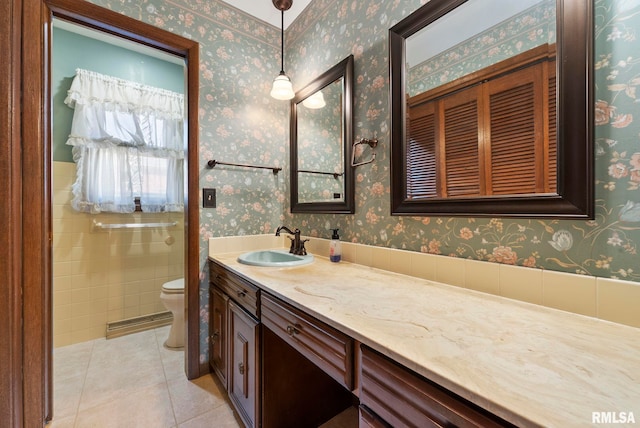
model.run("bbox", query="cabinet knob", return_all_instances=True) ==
[238,362,245,375]
[211,331,219,342]
[237,290,247,298]
[286,324,300,336]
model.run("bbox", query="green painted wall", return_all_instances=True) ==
[51,26,185,162]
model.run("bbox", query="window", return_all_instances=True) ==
[65,69,184,213]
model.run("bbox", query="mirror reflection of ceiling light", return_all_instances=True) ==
[302,90,325,109]
[270,0,295,100]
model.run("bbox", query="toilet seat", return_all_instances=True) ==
[162,278,184,294]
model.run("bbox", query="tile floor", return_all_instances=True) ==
[48,326,243,428]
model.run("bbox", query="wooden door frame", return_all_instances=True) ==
[1,0,24,426]
[9,0,202,424]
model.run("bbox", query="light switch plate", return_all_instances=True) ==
[203,188,216,208]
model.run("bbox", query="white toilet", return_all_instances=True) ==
[160,278,185,348]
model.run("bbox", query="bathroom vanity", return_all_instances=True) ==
[208,250,640,427]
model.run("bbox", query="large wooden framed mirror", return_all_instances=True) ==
[390,0,593,218]
[290,55,354,214]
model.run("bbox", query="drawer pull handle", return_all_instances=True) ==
[237,290,247,298]
[211,331,219,342]
[215,274,221,281]
[238,362,245,375]
[286,324,300,336]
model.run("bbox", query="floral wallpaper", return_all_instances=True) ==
[86,0,640,364]
[407,0,555,96]
[285,0,640,283]
[87,0,289,364]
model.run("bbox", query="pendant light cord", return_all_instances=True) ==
[279,9,285,73]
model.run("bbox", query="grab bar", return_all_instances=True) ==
[207,159,282,174]
[92,220,177,230]
[298,169,343,179]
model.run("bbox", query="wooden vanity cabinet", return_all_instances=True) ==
[209,261,261,428]
[210,261,259,318]
[261,292,356,427]
[208,258,516,428]
[229,300,260,428]
[359,346,515,428]
[209,286,228,388]
[261,292,354,390]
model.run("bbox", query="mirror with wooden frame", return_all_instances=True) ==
[389,0,593,218]
[290,55,354,214]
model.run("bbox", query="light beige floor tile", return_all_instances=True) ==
[79,355,166,411]
[79,331,165,411]
[156,327,187,382]
[178,405,242,428]
[53,340,93,382]
[46,414,76,428]
[53,374,84,419]
[74,382,176,428]
[90,329,158,360]
[53,326,194,426]
[167,374,228,424]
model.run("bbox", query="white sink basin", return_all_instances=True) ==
[237,249,314,267]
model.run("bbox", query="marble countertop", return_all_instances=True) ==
[209,251,640,427]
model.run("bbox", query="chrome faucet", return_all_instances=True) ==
[275,226,308,255]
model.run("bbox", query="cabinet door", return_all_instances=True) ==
[210,286,228,388]
[229,300,260,428]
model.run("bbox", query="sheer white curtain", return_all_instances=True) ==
[65,68,184,213]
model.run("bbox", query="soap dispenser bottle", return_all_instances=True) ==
[329,228,342,262]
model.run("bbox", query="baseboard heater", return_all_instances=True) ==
[106,311,173,339]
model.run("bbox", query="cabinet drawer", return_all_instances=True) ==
[210,262,259,318]
[261,293,353,390]
[360,346,514,428]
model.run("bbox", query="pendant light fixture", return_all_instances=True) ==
[270,0,295,100]
[302,90,326,109]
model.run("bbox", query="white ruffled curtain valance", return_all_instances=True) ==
[65,68,185,213]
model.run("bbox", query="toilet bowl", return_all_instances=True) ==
[160,278,184,348]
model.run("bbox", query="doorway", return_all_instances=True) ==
[51,18,188,347]
[21,0,201,424]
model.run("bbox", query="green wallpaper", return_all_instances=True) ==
[286,0,640,284]
[82,0,640,363]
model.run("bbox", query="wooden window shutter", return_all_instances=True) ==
[485,65,543,195]
[407,102,438,199]
[441,86,481,197]
[405,45,556,201]
[547,60,557,193]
